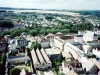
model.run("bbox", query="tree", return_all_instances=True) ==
[40,29,48,35]
[10,30,21,37]
[87,54,96,58]
[0,21,14,28]
[32,22,37,28]
[30,42,41,50]
[0,31,11,36]
[58,52,64,63]
[10,68,21,75]
[45,16,54,21]
[29,30,35,36]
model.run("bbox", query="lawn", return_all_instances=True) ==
[18,67,29,71]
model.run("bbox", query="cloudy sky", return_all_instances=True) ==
[0,0,100,10]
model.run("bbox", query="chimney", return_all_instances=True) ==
[74,62,77,67]
[79,63,81,67]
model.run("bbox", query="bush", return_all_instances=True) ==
[87,54,96,58]
[10,68,21,75]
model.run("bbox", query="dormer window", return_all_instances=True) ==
[42,63,44,65]
[69,67,72,70]
[68,64,70,68]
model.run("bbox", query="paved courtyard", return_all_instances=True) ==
[45,47,72,59]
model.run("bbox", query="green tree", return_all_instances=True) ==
[40,29,48,35]
[10,68,21,75]
[0,21,14,28]
[29,30,35,36]
[0,31,11,36]
[10,30,21,37]
[32,22,37,28]
[58,52,64,63]
[87,54,96,58]
[30,42,41,50]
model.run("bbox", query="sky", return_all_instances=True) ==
[0,0,100,10]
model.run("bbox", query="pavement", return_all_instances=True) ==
[45,47,72,59]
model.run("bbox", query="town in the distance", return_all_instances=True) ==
[0,9,100,75]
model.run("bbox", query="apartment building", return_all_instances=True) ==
[64,42,98,74]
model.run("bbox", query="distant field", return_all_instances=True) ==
[8,10,80,16]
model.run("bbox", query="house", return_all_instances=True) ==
[81,57,98,74]
[13,22,24,29]
[90,58,100,71]
[36,49,46,69]
[54,34,74,50]
[7,55,30,65]
[62,60,85,75]
[64,42,98,74]
[74,35,84,43]
[40,39,50,48]
[9,38,28,50]
[20,69,27,75]
[41,48,52,67]
[25,35,35,43]
[83,31,98,43]
[35,36,43,43]
[86,41,100,48]
[35,36,50,48]
[92,48,100,60]
[20,68,32,75]
[64,42,85,61]
[82,45,92,54]
[31,49,40,69]
[4,35,13,41]
[15,38,28,48]
[31,48,52,70]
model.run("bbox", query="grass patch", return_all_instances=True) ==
[18,67,29,71]
[40,71,44,75]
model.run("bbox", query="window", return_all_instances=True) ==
[69,67,72,70]
[67,64,70,68]
[42,63,44,65]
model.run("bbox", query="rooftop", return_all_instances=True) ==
[64,60,79,67]
[31,49,39,64]
[84,31,98,37]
